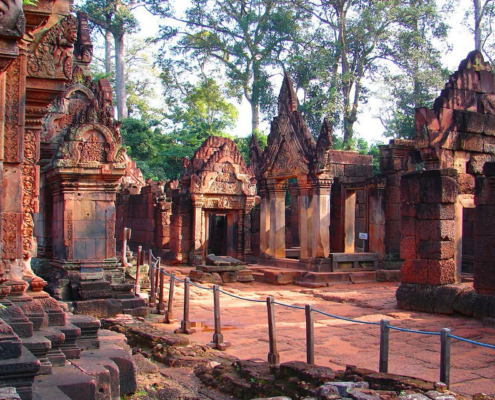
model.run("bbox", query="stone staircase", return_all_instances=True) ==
[0,287,136,400]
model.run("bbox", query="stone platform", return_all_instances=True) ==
[248,265,400,287]
[0,288,137,400]
[189,255,255,284]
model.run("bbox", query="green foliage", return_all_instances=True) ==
[79,0,139,36]
[233,130,268,163]
[23,0,38,5]
[156,0,311,133]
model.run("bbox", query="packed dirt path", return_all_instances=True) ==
[146,270,495,397]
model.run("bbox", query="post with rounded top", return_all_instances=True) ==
[207,285,231,350]
[154,262,160,308]
[305,304,315,365]
[267,296,280,365]
[174,278,196,334]
[135,245,142,295]
[379,319,390,373]
[164,272,176,323]
[148,250,156,306]
[440,328,451,388]
[122,228,131,266]
[157,259,165,315]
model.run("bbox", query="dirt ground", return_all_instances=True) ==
[143,269,495,398]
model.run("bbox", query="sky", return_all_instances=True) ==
[130,1,475,144]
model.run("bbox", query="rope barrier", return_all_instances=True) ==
[387,325,441,336]
[273,301,305,310]
[218,288,265,303]
[314,308,380,326]
[448,334,495,349]
[136,247,495,352]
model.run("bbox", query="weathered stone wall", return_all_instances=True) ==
[169,190,192,263]
[116,182,172,252]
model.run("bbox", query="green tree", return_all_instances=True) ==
[465,0,495,66]
[155,0,310,134]
[78,0,140,119]
[293,0,448,147]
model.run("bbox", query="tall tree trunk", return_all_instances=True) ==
[114,32,128,120]
[251,102,260,133]
[474,0,483,51]
[105,29,112,76]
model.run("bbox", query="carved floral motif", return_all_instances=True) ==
[21,130,38,257]
[2,213,20,259]
[64,212,73,259]
[4,57,21,163]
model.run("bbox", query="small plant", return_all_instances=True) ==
[23,0,39,5]
[0,304,6,310]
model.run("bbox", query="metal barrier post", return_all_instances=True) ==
[135,245,142,295]
[207,285,231,350]
[267,297,280,365]
[174,278,196,334]
[154,263,160,307]
[157,260,165,315]
[164,273,176,323]
[440,328,451,388]
[148,251,156,306]
[305,305,315,364]
[379,319,390,373]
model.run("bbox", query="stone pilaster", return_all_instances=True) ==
[267,181,286,259]
[311,177,332,259]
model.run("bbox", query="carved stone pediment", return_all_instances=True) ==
[257,74,316,178]
[27,14,77,80]
[182,136,257,197]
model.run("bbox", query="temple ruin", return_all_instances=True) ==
[1,0,495,397]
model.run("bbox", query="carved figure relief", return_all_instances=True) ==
[4,57,21,163]
[271,140,300,177]
[79,132,108,163]
[28,14,78,79]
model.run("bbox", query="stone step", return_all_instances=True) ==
[33,366,97,400]
[0,346,40,400]
[33,385,72,400]
[22,333,52,375]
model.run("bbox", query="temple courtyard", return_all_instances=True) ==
[124,270,495,398]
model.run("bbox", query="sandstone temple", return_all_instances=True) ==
[1,0,495,399]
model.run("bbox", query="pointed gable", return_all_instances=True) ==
[258,73,317,178]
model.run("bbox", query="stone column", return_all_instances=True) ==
[288,183,300,247]
[237,209,244,260]
[268,181,286,259]
[259,181,271,257]
[298,178,312,261]
[368,177,386,260]
[190,194,205,265]
[244,198,255,262]
[344,190,356,253]
[311,177,332,259]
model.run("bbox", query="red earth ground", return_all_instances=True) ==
[145,268,495,398]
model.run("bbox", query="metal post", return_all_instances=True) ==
[305,304,315,365]
[135,246,142,295]
[379,319,390,373]
[267,297,280,365]
[174,278,196,334]
[154,264,160,307]
[440,328,451,388]
[207,285,230,350]
[157,260,165,315]
[164,273,176,323]
[148,251,155,306]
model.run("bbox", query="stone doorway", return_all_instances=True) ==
[455,194,476,282]
[207,212,238,258]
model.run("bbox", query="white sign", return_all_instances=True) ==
[359,233,368,240]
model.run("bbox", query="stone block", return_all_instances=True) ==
[416,204,454,220]
[474,261,495,294]
[400,173,421,204]
[469,155,493,178]
[419,172,458,204]
[483,134,495,153]
[400,204,416,218]
[428,259,456,285]
[453,68,482,91]
[386,185,400,204]
[480,70,495,94]
[475,176,495,206]
[385,221,401,240]
[458,173,475,194]
[73,299,123,319]
[400,217,416,237]
[475,207,495,235]
[418,241,454,260]
[484,114,495,136]
[474,236,495,261]
[400,237,417,260]
[400,260,429,285]
[460,132,484,152]
[385,203,399,221]
[419,220,455,241]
